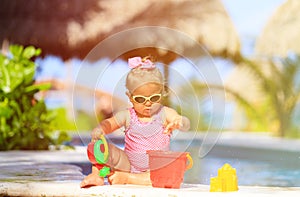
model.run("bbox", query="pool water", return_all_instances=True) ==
[184,155,300,187]
[177,141,300,187]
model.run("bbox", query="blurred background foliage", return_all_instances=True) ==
[0,45,73,150]
[180,54,300,138]
[240,55,300,138]
[49,107,100,132]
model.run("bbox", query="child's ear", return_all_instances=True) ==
[126,91,131,98]
[126,91,134,103]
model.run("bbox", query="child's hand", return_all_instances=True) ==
[163,118,183,135]
[91,127,103,142]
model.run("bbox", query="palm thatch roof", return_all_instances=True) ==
[255,0,300,57]
[0,0,241,63]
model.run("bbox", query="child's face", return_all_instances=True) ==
[128,83,163,117]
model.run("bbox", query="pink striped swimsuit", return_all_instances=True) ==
[124,107,170,173]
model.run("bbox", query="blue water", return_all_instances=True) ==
[184,154,300,187]
[179,142,300,187]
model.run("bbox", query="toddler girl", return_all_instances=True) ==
[80,56,190,187]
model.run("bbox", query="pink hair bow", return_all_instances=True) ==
[128,57,155,69]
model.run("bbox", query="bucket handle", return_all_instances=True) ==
[186,153,193,170]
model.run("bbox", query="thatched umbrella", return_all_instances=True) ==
[0,0,241,63]
[255,0,299,57]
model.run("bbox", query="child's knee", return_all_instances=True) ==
[108,144,130,171]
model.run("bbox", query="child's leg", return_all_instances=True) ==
[107,143,131,172]
[80,143,130,188]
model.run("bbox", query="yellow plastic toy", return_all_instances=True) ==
[210,163,238,192]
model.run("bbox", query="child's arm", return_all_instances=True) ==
[91,110,128,142]
[163,107,190,134]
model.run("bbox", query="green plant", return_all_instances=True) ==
[0,45,69,150]
[186,55,300,138]
[49,107,101,131]
[49,108,77,131]
[211,55,300,137]
[241,55,300,137]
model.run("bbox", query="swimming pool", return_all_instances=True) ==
[183,146,300,187]
[173,137,300,187]
[75,133,300,187]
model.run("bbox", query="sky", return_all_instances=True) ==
[222,0,285,37]
[222,0,285,55]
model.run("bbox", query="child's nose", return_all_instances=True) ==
[144,100,152,106]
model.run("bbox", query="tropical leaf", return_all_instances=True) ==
[25,83,51,93]
[0,45,69,150]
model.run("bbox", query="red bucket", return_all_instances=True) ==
[147,150,193,189]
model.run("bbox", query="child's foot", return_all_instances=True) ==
[80,173,104,188]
